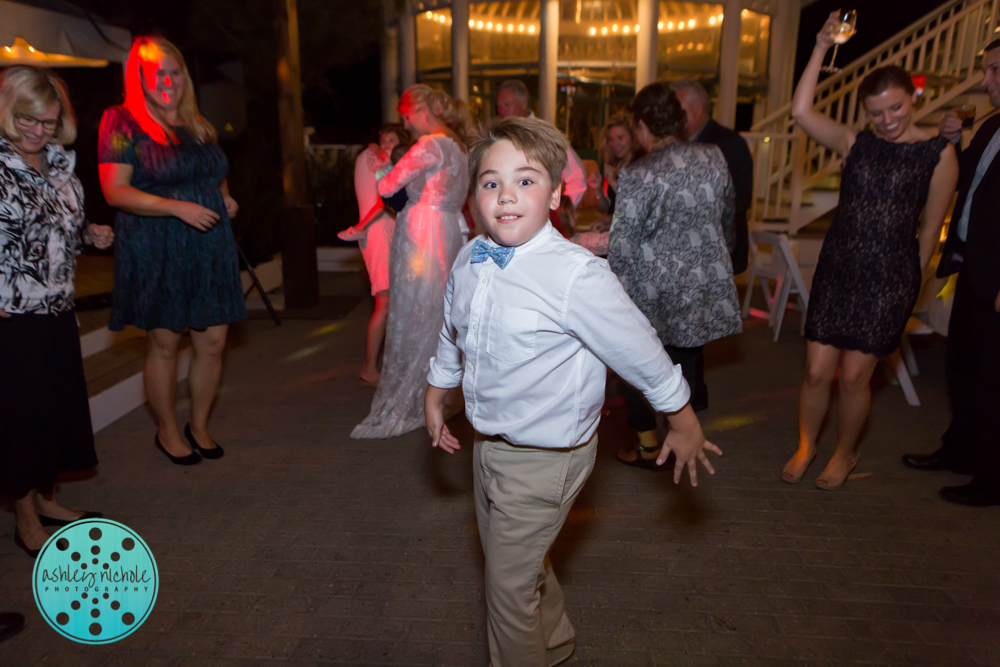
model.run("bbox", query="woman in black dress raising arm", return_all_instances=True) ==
[781,12,958,489]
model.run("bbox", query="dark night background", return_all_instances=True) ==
[48,0,939,262]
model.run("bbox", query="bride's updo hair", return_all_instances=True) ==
[398,84,472,143]
[630,82,685,140]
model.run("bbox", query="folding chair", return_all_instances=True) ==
[883,316,934,407]
[742,231,811,341]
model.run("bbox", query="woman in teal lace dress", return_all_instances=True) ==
[99,37,245,465]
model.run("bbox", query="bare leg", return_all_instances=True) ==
[783,342,840,482]
[35,493,82,522]
[14,491,49,551]
[145,328,191,457]
[816,350,879,487]
[187,325,228,449]
[361,293,389,386]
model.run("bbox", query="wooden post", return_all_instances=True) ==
[275,0,318,308]
[274,0,307,207]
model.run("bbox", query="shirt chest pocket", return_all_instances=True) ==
[486,304,538,365]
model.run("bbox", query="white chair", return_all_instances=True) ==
[742,232,812,341]
[883,316,934,407]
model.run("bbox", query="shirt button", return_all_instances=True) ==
[466,403,474,410]
[481,278,487,284]
[468,364,474,372]
[472,324,478,331]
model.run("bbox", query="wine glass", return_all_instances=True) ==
[822,10,857,74]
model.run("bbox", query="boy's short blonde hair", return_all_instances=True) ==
[0,66,77,145]
[469,116,567,190]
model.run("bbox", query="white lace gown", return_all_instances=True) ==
[352,133,468,439]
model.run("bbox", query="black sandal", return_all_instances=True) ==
[616,443,663,470]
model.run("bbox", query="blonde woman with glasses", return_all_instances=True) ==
[0,66,113,557]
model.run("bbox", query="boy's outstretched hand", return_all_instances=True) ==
[659,404,722,487]
[425,384,461,454]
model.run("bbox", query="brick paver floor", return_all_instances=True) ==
[2,275,999,666]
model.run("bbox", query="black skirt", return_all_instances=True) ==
[0,310,97,499]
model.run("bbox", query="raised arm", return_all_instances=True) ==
[791,11,857,157]
[918,144,959,272]
[378,136,440,198]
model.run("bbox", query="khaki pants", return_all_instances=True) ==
[473,433,598,667]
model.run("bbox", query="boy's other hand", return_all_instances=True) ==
[425,384,461,453]
[659,405,722,486]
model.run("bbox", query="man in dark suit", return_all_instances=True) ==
[671,81,754,274]
[902,39,1000,507]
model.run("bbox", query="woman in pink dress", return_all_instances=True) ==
[344,125,410,386]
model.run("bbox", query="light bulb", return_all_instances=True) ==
[507,24,514,31]
[709,16,716,25]
[667,21,674,29]
[612,24,618,32]
[601,26,608,35]
[469,19,474,27]
[589,27,596,35]
[519,24,525,32]
[528,24,535,33]
[477,21,483,28]
[634,25,639,32]
[486,21,492,29]
[688,19,695,27]
[623,25,629,33]
[658,21,663,29]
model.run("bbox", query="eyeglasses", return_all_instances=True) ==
[14,113,59,132]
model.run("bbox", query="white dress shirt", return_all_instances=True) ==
[528,111,588,209]
[427,223,691,449]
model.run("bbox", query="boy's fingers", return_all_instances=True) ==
[657,446,672,466]
[673,457,684,483]
[704,441,722,456]
[688,459,698,487]
[699,452,716,476]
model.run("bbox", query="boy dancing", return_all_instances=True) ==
[425,117,719,666]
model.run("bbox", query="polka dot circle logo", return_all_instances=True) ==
[32,520,158,644]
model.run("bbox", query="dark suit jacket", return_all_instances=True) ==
[938,113,1000,305]
[696,119,754,274]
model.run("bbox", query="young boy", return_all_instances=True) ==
[425,117,720,667]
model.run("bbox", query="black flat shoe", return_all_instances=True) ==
[0,612,25,643]
[14,529,40,559]
[940,480,1000,507]
[155,434,201,465]
[38,511,103,528]
[902,448,973,475]
[184,424,224,459]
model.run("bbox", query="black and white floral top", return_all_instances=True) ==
[0,138,85,314]
[608,141,743,348]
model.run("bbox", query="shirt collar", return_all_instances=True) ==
[0,138,75,188]
[688,118,709,143]
[483,222,556,258]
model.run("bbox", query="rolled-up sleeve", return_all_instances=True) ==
[427,269,464,389]
[565,259,691,413]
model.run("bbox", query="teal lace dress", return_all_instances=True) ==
[98,106,246,332]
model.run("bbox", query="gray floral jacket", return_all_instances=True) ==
[608,141,743,348]
[0,138,84,314]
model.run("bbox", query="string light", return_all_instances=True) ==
[688,19,695,27]
[507,23,514,31]
[486,21,492,29]
[589,27,596,35]
[634,25,639,32]
[601,26,608,35]
[623,25,629,34]
[612,24,618,32]
[709,16,716,25]
[667,21,674,29]
[741,9,749,17]
[519,24,525,32]
[477,20,483,28]
[657,21,663,29]
[528,24,535,33]
[469,19,474,27]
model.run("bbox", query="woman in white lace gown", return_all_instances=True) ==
[352,85,470,439]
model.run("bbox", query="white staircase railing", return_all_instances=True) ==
[748,0,1000,234]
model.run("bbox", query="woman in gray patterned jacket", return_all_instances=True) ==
[608,82,742,467]
[0,67,113,557]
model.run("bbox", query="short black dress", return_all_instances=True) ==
[98,106,246,332]
[804,131,948,356]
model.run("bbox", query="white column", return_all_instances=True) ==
[635,0,659,91]
[399,1,417,90]
[716,0,742,128]
[767,0,800,115]
[451,0,470,102]
[538,0,559,123]
[382,0,400,121]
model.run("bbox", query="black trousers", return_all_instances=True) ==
[623,344,707,433]
[939,274,1000,484]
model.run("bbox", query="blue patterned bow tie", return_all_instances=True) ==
[470,238,515,269]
